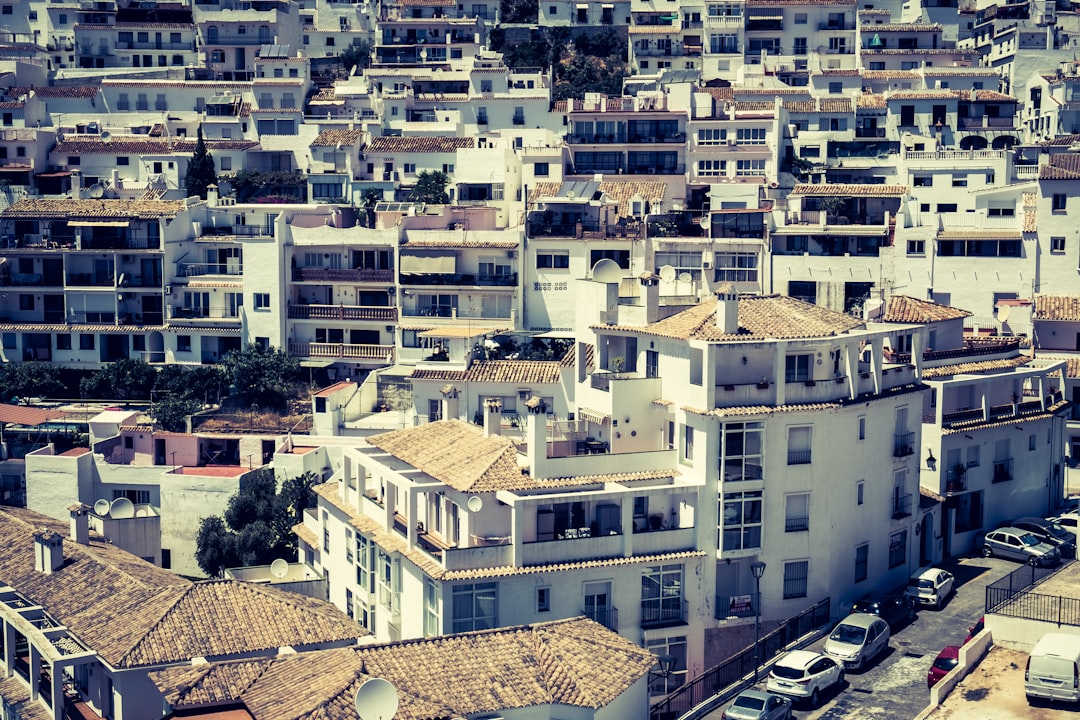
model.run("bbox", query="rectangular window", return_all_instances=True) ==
[697,127,728,145]
[18,294,33,311]
[785,354,811,382]
[424,577,439,637]
[697,159,726,177]
[783,560,809,599]
[452,582,498,632]
[952,175,968,187]
[536,252,569,269]
[858,416,866,441]
[722,490,762,550]
[1052,236,1066,253]
[641,564,684,627]
[854,543,869,582]
[736,159,765,176]
[80,334,95,350]
[907,239,926,256]
[721,421,763,482]
[714,252,758,283]
[56,334,71,350]
[785,493,810,532]
[913,175,932,186]
[534,162,549,176]
[254,293,271,309]
[537,586,550,612]
[794,12,807,23]
[682,425,694,464]
[787,426,812,464]
[888,529,907,568]
[1053,194,1067,212]
[428,399,442,422]
[857,480,864,505]
[736,127,767,144]
[645,635,687,695]
[176,335,191,352]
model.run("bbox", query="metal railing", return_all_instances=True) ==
[641,599,689,629]
[287,304,397,321]
[787,449,811,465]
[650,597,831,720]
[985,561,1072,621]
[992,458,1014,483]
[893,432,915,457]
[583,606,619,632]
[785,516,809,532]
[892,493,912,519]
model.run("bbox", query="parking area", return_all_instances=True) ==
[702,556,1020,720]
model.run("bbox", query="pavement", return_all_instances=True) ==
[701,556,1021,720]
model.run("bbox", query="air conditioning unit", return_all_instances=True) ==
[702,261,712,269]
[728,138,737,146]
[506,250,516,258]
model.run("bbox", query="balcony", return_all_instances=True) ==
[287,304,398,321]
[787,449,812,465]
[178,262,242,277]
[855,127,886,138]
[641,599,688,629]
[66,273,114,287]
[398,272,518,287]
[992,458,1014,483]
[289,342,395,362]
[168,306,241,321]
[583,606,619,632]
[956,117,1015,130]
[746,18,782,30]
[292,267,394,283]
[945,467,967,494]
[892,493,912,519]
[893,432,915,457]
[785,515,809,532]
[818,21,849,30]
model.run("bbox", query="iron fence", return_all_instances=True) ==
[986,560,1079,625]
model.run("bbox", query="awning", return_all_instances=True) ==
[577,407,610,424]
[400,251,456,274]
[300,359,336,368]
[576,3,588,8]
[67,220,130,228]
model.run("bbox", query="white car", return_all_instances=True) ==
[823,613,890,671]
[766,650,844,707]
[905,567,955,609]
[1048,513,1080,536]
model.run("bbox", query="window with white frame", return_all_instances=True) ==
[424,577,440,637]
[682,425,694,463]
[785,354,811,382]
[783,560,809,599]
[452,582,498,632]
[697,159,726,176]
[722,490,762,550]
[646,635,687,695]
[787,426,812,465]
[697,127,728,145]
[655,251,703,280]
[736,159,766,176]
[736,127,767,144]
[721,421,763,482]
[785,493,809,532]
[641,564,684,626]
[714,252,758,282]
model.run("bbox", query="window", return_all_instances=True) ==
[1053,194,1067,212]
[858,416,866,441]
[322,511,330,551]
[793,37,807,55]
[534,162,549,176]
[828,82,843,94]
[2,5,11,14]
[857,480,864,505]
[80,334,95,350]
[56,334,71,350]
[888,530,907,568]
[785,354,811,382]
[1052,236,1066,253]
[913,175,932,186]
[355,534,373,592]
[536,252,569,269]
[722,490,762,550]
[641,564,684,626]
[697,128,727,145]
[783,560,809,599]
[785,493,809,532]
[423,577,439,636]
[907,239,926,256]
[176,335,191,352]
[537,587,550,612]
[18,294,33,311]
[1,333,13,349]
[936,203,957,213]
[736,159,766,176]
[954,490,983,533]
[721,421,763,483]
[450,582,497,632]
[403,163,416,174]
[787,426,811,464]
[682,425,694,464]
[697,159,726,177]
[794,12,807,23]
[220,157,232,171]
[714,252,758,283]
[645,635,687,695]
[1029,433,1037,451]
[855,543,869,582]
[428,399,442,423]
[254,293,271,309]
[952,175,968,187]
[736,127,767,144]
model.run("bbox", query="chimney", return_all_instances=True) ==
[440,384,459,421]
[70,170,82,198]
[33,529,64,574]
[207,183,219,207]
[69,503,90,545]
[483,397,502,436]
[524,397,548,478]
[715,285,740,334]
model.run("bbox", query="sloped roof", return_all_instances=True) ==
[603,295,865,342]
[151,617,656,720]
[530,179,665,216]
[1041,153,1080,180]
[367,420,525,492]
[412,359,563,385]
[791,183,907,196]
[921,356,1031,379]
[309,128,364,147]
[0,198,186,219]
[1035,295,1080,321]
[881,295,971,323]
[365,136,475,154]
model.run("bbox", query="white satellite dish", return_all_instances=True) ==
[111,497,135,519]
[699,215,711,229]
[94,499,111,517]
[270,558,289,579]
[659,265,677,283]
[997,304,1011,322]
[354,677,399,720]
[677,271,693,283]
[135,506,151,517]
[591,258,622,284]
[99,131,111,143]
[88,183,105,199]
[467,496,483,513]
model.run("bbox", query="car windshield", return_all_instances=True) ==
[933,655,958,672]
[919,579,935,589]
[772,665,805,680]
[1046,522,1070,538]
[830,623,867,644]
[907,579,921,589]
[732,695,765,711]
[1019,532,1041,546]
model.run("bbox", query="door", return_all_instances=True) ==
[154,438,166,465]
[920,514,933,566]
[584,581,611,628]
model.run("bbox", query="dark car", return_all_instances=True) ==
[850,592,917,629]
[965,616,984,644]
[1007,517,1077,558]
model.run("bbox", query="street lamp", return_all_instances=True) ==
[647,653,677,718]
[750,560,767,683]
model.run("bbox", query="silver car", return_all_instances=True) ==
[981,527,1061,566]
[823,613,890,671]
[720,689,792,720]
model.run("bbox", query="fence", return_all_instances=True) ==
[649,597,831,720]
[986,561,1080,626]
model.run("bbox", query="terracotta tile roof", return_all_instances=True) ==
[857,93,887,109]
[412,359,563,385]
[791,183,907,196]
[1023,192,1037,208]
[312,381,356,398]
[921,356,1031,379]
[881,295,971,323]
[1023,191,1038,232]
[731,101,776,114]
[860,70,918,80]
[888,89,961,100]
[293,522,319,549]
[1044,133,1080,147]
[1035,295,1080,321]
[0,198,185,219]
[0,674,46,720]
[921,68,999,76]
[7,85,99,99]
[368,420,527,493]
[867,23,943,31]
[604,294,865,342]
[819,97,853,113]
[151,617,657,720]
[686,401,840,418]
[817,69,862,76]
[784,100,814,113]
[1037,355,1080,378]
[940,399,1068,435]
[400,236,519,249]
[936,230,1021,240]
[310,128,364,147]
[440,549,706,581]
[531,179,666,217]
[366,136,475,153]
[1041,153,1080,180]
[51,136,258,155]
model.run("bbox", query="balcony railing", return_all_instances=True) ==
[893,432,915,457]
[293,267,394,283]
[289,342,395,362]
[287,304,398,321]
[818,21,849,30]
[787,449,812,465]
[992,458,1014,483]
[583,606,619,632]
[168,306,241,321]
[179,262,242,277]
[945,469,966,494]
[892,493,912,519]
[641,599,688,628]
[785,516,809,532]
[398,272,518,287]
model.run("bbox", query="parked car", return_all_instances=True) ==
[720,689,792,720]
[1026,632,1080,703]
[850,591,917,628]
[905,568,956,609]
[1048,512,1080,537]
[964,616,985,645]
[766,650,844,707]
[981,527,1061,566]
[823,613,890,671]
[1007,517,1077,558]
[927,645,961,689]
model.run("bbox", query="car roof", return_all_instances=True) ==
[839,612,883,628]
[1014,517,1051,527]
[993,526,1025,535]
[776,649,824,669]
[736,689,776,701]
[937,645,961,660]
[912,567,944,579]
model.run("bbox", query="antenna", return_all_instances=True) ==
[659,265,677,283]
[111,497,135,519]
[467,496,483,512]
[354,677,399,720]
[591,258,622,284]
[270,558,289,579]
[94,499,111,517]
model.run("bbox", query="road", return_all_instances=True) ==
[702,556,1021,720]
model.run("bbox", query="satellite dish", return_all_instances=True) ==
[88,183,105,198]
[467,496,483,513]
[659,265,677,283]
[111,497,135,519]
[997,304,1012,322]
[591,258,622,284]
[94,499,111,517]
[270,558,289,579]
[135,506,151,517]
[99,130,111,143]
[354,677,399,720]
[677,271,693,283]
[699,215,711,229]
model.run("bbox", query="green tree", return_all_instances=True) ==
[338,40,373,74]
[79,358,158,401]
[195,516,239,577]
[361,188,383,228]
[184,126,217,200]
[553,54,628,101]
[220,344,300,409]
[408,170,450,204]
[150,393,201,432]
[500,0,538,24]
[0,362,66,403]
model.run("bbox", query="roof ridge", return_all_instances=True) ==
[116,583,197,667]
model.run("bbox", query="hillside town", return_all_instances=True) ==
[0,0,1079,717]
